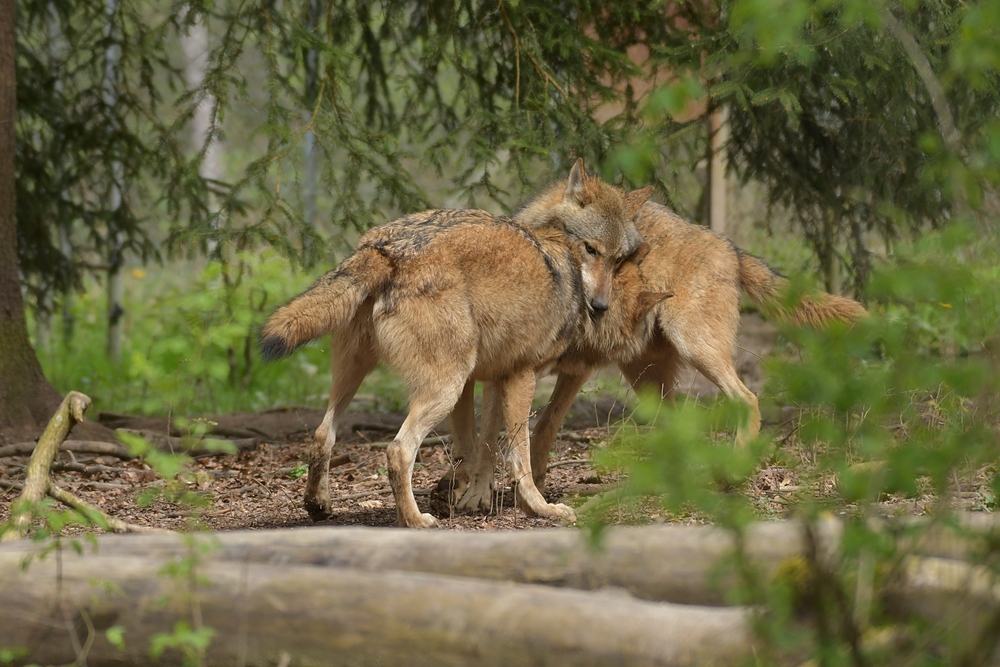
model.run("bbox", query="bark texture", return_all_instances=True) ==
[0,3,112,445]
[3,517,999,665]
[0,554,752,667]
[0,0,65,446]
[0,519,843,605]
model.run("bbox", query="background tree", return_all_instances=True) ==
[0,0,66,444]
[613,1,996,295]
[4,0,997,436]
[4,0,677,437]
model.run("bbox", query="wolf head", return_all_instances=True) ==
[514,159,652,314]
[569,253,671,366]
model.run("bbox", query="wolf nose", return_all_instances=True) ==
[591,298,609,313]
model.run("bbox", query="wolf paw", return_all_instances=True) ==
[303,496,332,522]
[400,512,439,528]
[546,503,577,522]
[456,481,494,513]
[523,501,575,523]
[433,468,471,503]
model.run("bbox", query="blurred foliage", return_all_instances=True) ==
[31,249,409,415]
[21,0,1000,308]
[16,0,680,310]
[613,0,1000,294]
[586,1,1000,662]
[593,224,1000,664]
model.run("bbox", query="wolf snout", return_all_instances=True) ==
[590,297,609,313]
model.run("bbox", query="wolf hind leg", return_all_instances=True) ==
[621,333,683,401]
[434,379,476,501]
[387,377,468,528]
[455,381,503,512]
[501,369,576,522]
[305,342,377,521]
[530,371,591,491]
[689,350,760,447]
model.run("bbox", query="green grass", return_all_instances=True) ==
[30,250,408,418]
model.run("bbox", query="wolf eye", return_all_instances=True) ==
[584,243,597,256]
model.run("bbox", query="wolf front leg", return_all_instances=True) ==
[455,381,503,512]
[305,343,377,521]
[501,369,576,522]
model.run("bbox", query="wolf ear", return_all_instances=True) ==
[624,186,654,216]
[634,291,672,323]
[631,242,651,264]
[563,158,588,207]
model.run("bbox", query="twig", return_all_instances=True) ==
[51,462,124,475]
[499,3,568,99]
[562,432,600,443]
[77,481,129,491]
[548,458,591,469]
[367,435,451,449]
[46,483,171,534]
[338,487,392,502]
[350,421,404,433]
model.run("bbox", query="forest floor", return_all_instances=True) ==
[1,314,992,532]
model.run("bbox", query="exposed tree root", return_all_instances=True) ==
[2,391,173,540]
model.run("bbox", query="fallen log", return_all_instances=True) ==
[0,440,134,460]
[4,515,996,608]
[883,555,1000,656]
[0,520,843,606]
[0,553,752,667]
[116,429,259,458]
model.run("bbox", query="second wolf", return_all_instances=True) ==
[260,160,653,527]
[443,202,867,509]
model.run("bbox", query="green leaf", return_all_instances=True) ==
[106,625,126,651]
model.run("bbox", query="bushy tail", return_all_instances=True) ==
[737,250,867,327]
[259,249,391,360]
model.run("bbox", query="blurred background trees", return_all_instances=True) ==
[2,0,997,435]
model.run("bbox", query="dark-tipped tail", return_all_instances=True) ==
[259,249,391,360]
[736,249,867,327]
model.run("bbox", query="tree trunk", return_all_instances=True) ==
[0,0,64,446]
[707,104,728,235]
[0,552,752,667]
[302,0,320,246]
[821,206,841,295]
[0,2,113,446]
[104,0,125,363]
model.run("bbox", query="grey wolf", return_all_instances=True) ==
[260,160,652,527]
[442,202,867,508]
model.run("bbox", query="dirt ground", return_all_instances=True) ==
[1,314,988,532]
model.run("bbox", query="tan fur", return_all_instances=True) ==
[260,162,652,527]
[443,202,867,504]
[533,203,868,485]
[443,248,671,512]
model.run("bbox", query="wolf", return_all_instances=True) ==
[444,253,672,512]
[442,201,867,508]
[259,160,653,527]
